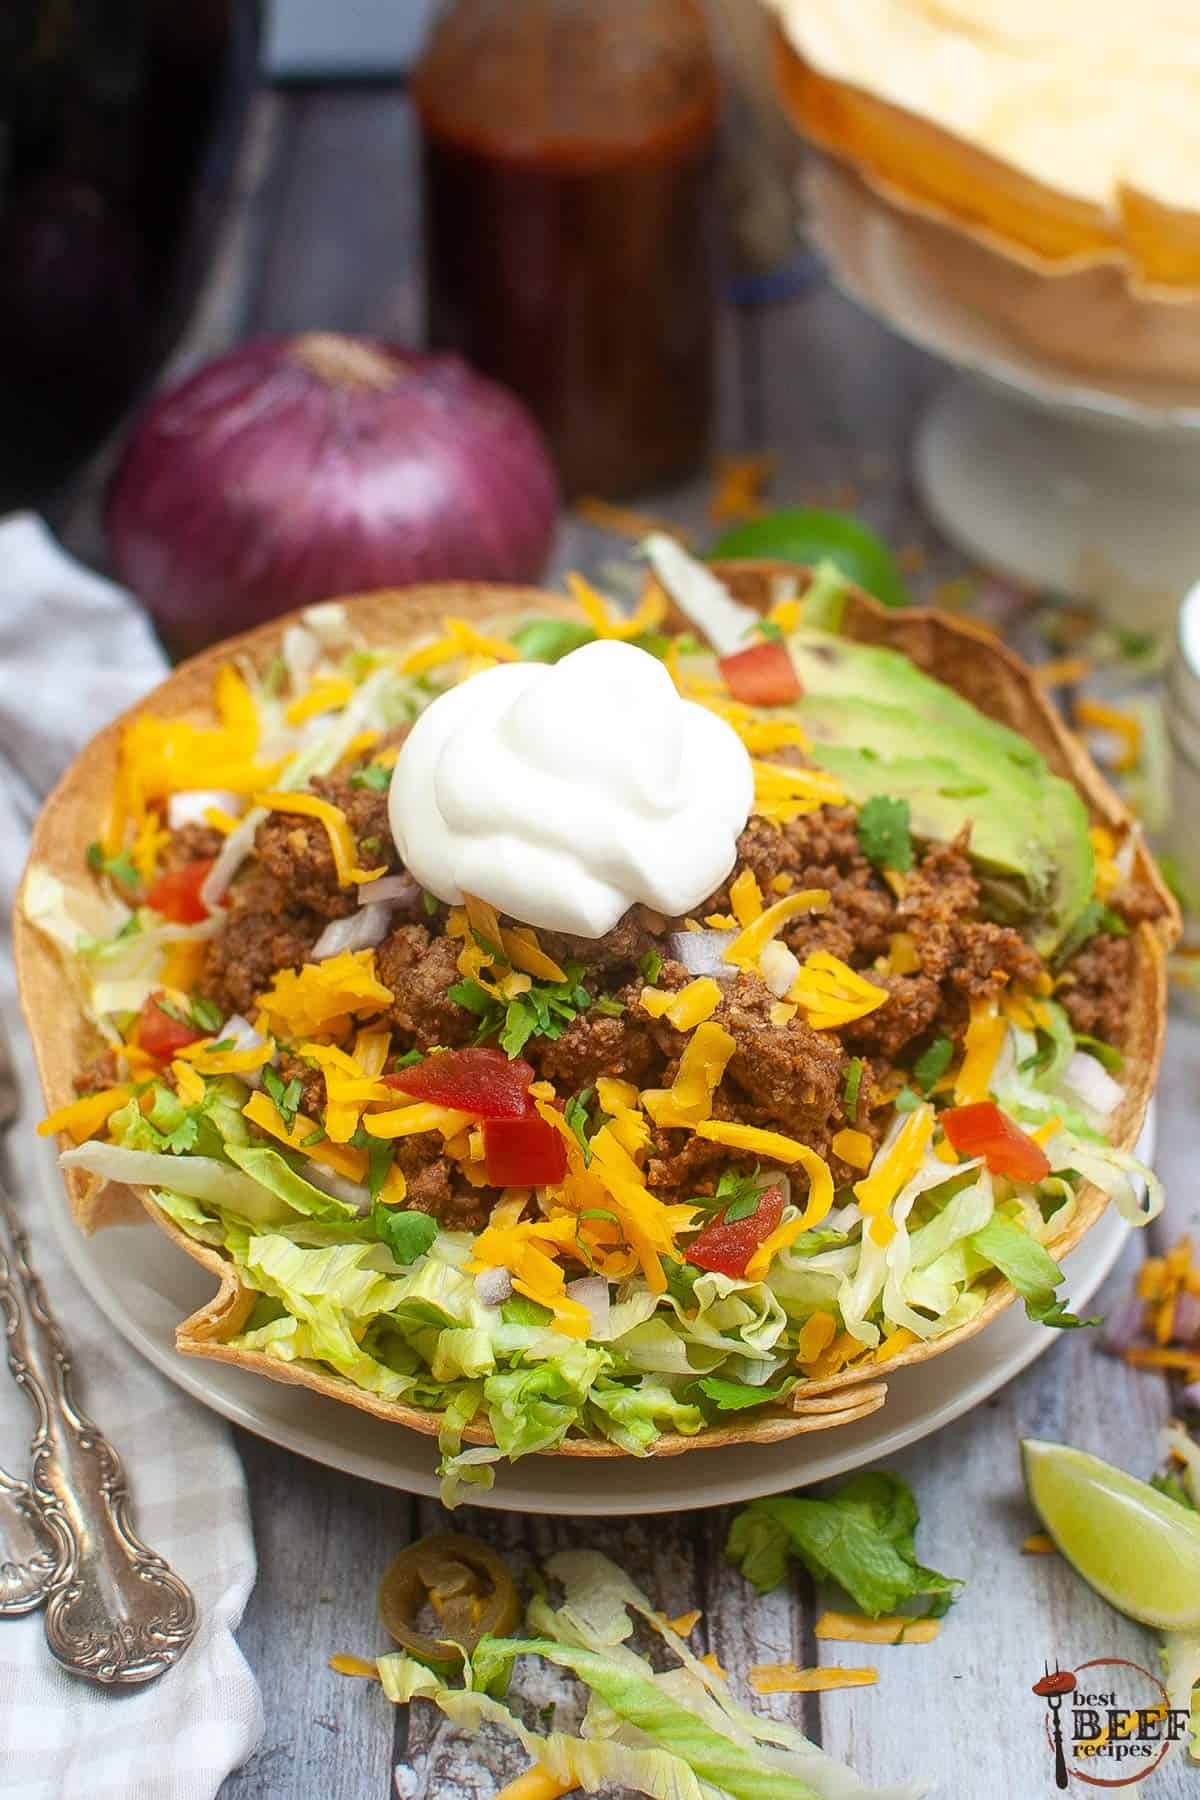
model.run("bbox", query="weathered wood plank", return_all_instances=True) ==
[220,1431,415,1800]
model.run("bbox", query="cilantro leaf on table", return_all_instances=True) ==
[856,796,913,873]
[372,1204,438,1265]
[725,1470,961,1616]
[970,1216,1100,1331]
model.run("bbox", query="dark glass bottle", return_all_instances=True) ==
[415,0,720,499]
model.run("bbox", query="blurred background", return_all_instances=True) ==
[4,0,1200,947]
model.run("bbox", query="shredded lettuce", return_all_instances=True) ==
[969,1215,1100,1331]
[725,1471,960,1617]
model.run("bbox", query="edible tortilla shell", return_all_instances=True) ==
[15,566,1178,1460]
[767,9,1200,294]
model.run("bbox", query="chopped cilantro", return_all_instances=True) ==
[564,1089,595,1164]
[753,618,784,643]
[471,926,504,961]
[153,995,192,1026]
[593,995,625,1017]
[662,1258,701,1309]
[1053,899,1129,968]
[393,1049,425,1070]
[367,1140,395,1203]
[1019,1042,1054,1074]
[349,762,391,792]
[912,1035,953,1094]
[189,992,224,1034]
[421,890,440,919]
[299,1127,326,1147]
[843,1056,864,1122]
[358,835,382,856]
[508,618,596,663]
[856,796,913,872]
[1151,1473,1197,1512]
[697,1375,791,1412]
[207,1037,235,1053]
[447,979,495,1017]
[116,915,142,941]
[452,961,594,1059]
[638,949,664,985]
[162,1112,201,1154]
[892,1084,923,1114]
[86,841,139,889]
[262,1065,303,1127]
[692,1165,764,1223]
[372,1204,437,1265]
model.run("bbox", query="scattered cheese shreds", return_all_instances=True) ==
[285,676,355,725]
[38,1085,132,1144]
[749,1663,878,1694]
[854,1106,934,1216]
[566,572,666,642]
[641,977,722,1032]
[954,1000,1006,1105]
[255,949,393,1041]
[1023,1533,1057,1554]
[815,1611,941,1645]
[492,1769,575,1800]
[667,1609,703,1637]
[242,1090,368,1182]
[1077,697,1141,773]
[724,889,831,971]
[729,867,764,926]
[831,1127,874,1171]
[789,952,888,1030]
[795,1311,837,1362]
[329,1654,379,1680]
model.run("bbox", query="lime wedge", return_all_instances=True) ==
[1022,1439,1200,1630]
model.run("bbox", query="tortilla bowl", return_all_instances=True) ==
[14,564,1178,1459]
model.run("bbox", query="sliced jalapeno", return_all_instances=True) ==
[377,1532,520,1665]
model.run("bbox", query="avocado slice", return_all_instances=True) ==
[791,646,1093,950]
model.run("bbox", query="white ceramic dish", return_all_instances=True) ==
[37,1107,1151,1515]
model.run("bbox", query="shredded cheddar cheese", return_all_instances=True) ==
[38,1085,132,1144]
[874,1326,918,1363]
[853,1105,935,1216]
[242,1090,368,1182]
[795,1311,837,1363]
[667,1609,702,1636]
[1023,1533,1056,1554]
[1090,824,1121,898]
[750,1664,878,1694]
[751,759,846,821]
[729,867,764,926]
[816,1612,941,1646]
[254,949,392,1041]
[1077,697,1141,773]
[171,1059,206,1105]
[831,1127,874,1171]
[329,1654,380,1681]
[723,889,830,971]
[285,676,356,725]
[565,571,667,642]
[640,977,722,1031]
[399,616,521,676]
[177,1037,277,1077]
[789,953,888,1030]
[362,1102,475,1140]
[954,999,1006,1105]
[161,939,207,992]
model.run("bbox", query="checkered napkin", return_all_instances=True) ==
[0,515,263,1798]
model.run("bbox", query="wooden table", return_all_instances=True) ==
[75,82,1195,1800]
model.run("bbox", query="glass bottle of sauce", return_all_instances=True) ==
[414,0,720,500]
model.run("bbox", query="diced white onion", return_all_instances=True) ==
[300,1162,370,1212]
[311,903,392,960]
[474,1266,513,1307]
[1060,1051,1124,1123]
[200,805,265,908]
[359,874,418,909]
[282,622,321,693]
[565,1274,610,1338]
[759,939,800,999]
[666,928,736,978]
[167,789,241,832]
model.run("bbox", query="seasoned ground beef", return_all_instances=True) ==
[709,812,896,969]
[390,1134,488,1230]
[164,822,225,868]
[535,977,662,1089]
[1058,932,1132,1044]
[76,1048,119,1095]
[708,974,845,1139]
[199,875,321,1017]
[377,925,477,1049]
[253,772,398,920]
[840,971,944,1062]
[897,839,1042,997]
[540,905,666,979]
[275,1050,325,1121]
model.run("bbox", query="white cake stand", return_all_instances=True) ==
[806,160,1200,629]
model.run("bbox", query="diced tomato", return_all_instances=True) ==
[685,1184,785,1279]
[384,1048,535,1119]
[482,1115,567,1187]
[135,992,205,1061]
[145,860,214,924]
[941,1101,1051,1183]
[717,639,801,706]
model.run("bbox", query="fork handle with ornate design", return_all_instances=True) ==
[0,1196,197,1683]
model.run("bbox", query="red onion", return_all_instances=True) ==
[311,903,392,960]
[107,334,560,653]
[475,1267,513,1307]
[667,928,737,978]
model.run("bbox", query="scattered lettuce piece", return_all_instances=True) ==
[372,1205,438,1265]
[912,1036,953,1094]
[725,1470,960,1616]
[509,618,597,663]
[970,1216,1099,1330]
[696,1375,792,1412]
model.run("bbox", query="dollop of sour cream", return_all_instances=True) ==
[388,638,753,937]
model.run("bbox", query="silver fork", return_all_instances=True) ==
[0,1027,198,1682]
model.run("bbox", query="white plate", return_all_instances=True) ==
[39,1115,1149,1516]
